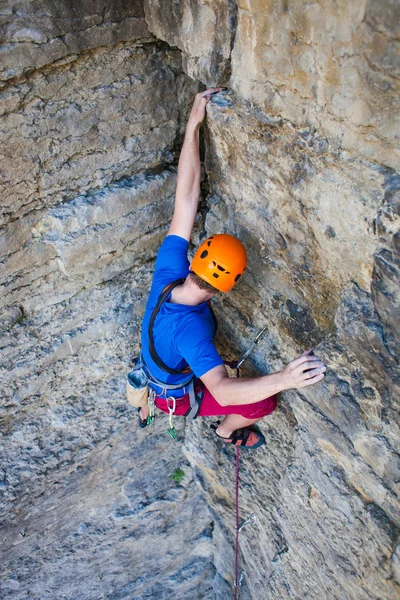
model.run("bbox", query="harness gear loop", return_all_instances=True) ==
[166,396,177,440]
[186,379,204,419]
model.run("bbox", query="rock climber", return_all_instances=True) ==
[137,88,326,449]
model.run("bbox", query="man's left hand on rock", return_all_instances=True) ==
[188,88,225,126]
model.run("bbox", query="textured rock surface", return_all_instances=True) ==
[1,1,399,599]
[144,0,237,86]
[0,3,207,598]
[0,41,190,226]
[1,268,147,516]
[0,170,176,313]
[146,0,400,169]
[1,418,216,600]
[184,88,399,600]
[0,0,151,81]
[230,0,400,169]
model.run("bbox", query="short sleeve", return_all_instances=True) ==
[154,235,190,281]
[175,322,224,378]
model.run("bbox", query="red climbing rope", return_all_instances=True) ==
[229,335,267,598]
[234,444,240,599]
[234,362,241,599]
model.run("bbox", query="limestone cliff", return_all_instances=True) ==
[1,1,399,599]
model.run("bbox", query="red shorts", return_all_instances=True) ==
[154,380,277,420]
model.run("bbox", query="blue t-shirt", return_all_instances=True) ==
[141,235,223,394]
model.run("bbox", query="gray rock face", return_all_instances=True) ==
[189,90,399,600]
[0,41,189,226]
[230,0,400,171]
[0,170,177,313]
[144,0,237,86]
[0,0,151,81]
[1,418,216,600]
[0,3,207,597]
[1,1,399,599]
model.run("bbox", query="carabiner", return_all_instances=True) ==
[167,427,177,439]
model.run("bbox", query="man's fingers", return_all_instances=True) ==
[300,365,326,380]
[299,372,325,387]
[290,361,325,382]
[200,87,225,97]
[198,88,225,102]
[291,355,321,369]
[281,351,326,390]
[301,360,325,372]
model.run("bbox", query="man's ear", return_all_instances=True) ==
[188,262,193,271]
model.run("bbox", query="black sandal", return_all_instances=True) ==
[212,425,265,449]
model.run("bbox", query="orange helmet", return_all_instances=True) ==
[191,234,247,292]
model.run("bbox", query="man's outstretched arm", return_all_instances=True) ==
[167,88,223,241]
[201,351,326,406]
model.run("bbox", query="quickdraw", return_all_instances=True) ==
[235,324,269,369]
[166,396,177,440]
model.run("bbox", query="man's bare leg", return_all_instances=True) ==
[216,414,261,438]
[139,404,150,420]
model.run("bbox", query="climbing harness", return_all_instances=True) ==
[232,325,268,598]
[134,279,216,438]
